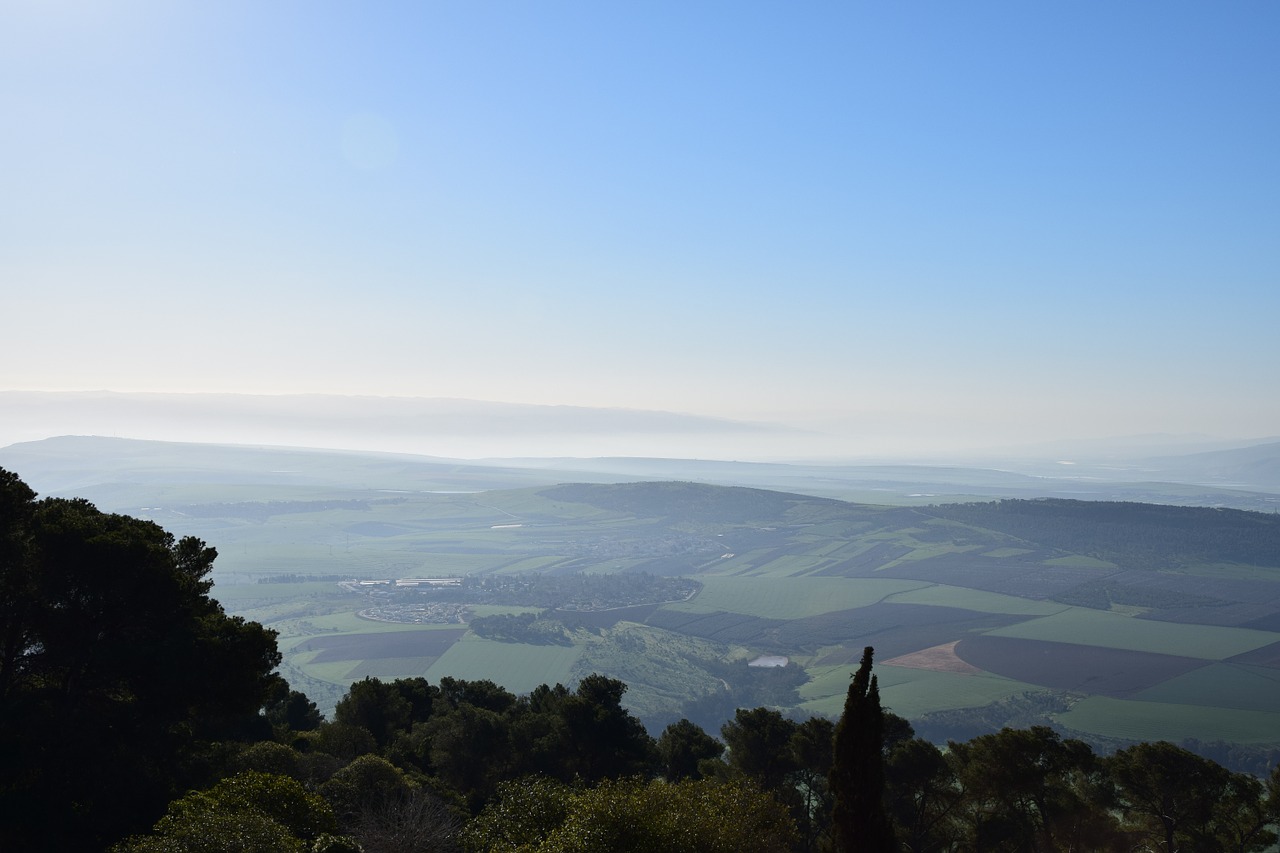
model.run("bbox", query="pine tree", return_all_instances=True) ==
[828,646,896,852]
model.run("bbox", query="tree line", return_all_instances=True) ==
[4,467,1280,852]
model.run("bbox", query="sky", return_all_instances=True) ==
[2,2,1278,458]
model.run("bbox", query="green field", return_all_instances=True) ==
[236,486,1280,744]
[985,608,1279,659]
[1131,663,1280,712]
[1057,696,1280,745]
[424,636,583,693]
[666,576,931,619]
[883,584,1064,616]
[800,665,1030,718]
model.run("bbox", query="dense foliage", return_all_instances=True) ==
[0,468,284,851]
[462,776,798,853]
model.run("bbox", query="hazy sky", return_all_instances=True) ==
[3,2,1277,454]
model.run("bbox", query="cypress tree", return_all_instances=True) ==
[828,646,896,852]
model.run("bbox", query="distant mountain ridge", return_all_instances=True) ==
[2,435,1279,513]
[0,390,815,462]
[1142,441,1280,491]
[0,390,789,435]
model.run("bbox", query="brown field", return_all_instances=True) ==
[885,641,981,674]
[955,635,1207,697]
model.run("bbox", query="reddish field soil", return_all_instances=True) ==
[954,635,1207,697]
[885,641,982,674]
[296,628,467,662]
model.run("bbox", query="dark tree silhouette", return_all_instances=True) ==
[828,646,896,853]
[657,717,724,781]
[0,468,282,851]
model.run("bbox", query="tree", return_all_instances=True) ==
[459,775,575,853]
[1107,740,1234,852]
[112,771,343,853]
[885,738,960,853]
[657,718,724,782]
[721,706,800,792]
[828,646,896,853]
[319,754,418,828]
[335,676,413,748]
[0,470,284,851]
[353,788,463,853]
[1212,771,1277,853]
[422,701,514,809]
[462,776,798,853]
[233,740,305,778]
[502,675,656,784]
[790,715,836,852]
[948,726,1117,852]
[556,674,656,781]
[318,753,462,853]
[264,675,324,734]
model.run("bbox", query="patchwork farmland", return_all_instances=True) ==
[173,479,1280,762]
[8,433,1278,762]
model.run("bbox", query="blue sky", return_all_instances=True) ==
[2,2,1277,455]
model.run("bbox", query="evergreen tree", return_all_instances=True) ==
[828,646,895,853]
[657,718,724,781]
[0,469,283,851]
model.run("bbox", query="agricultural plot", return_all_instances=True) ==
[984,607,1280,659]
[664,575,931,619]
[1057,696,1280,745]
[555,603,661,629]
[649,601,1033,660]
[1227,641,1280,668]
[644,610,783,646]
[954,635,1207,697]
[345,657,446,679]
[424,636,582,694]
[34,449,1276,750]
[800,664,1030,718]
[871,553,1116,599]
[884,584,1063,616]
[773,603,1032,659]
[736,554,838,577]
[287,611,458,637]
[1130,663,1280,713]
[293,629,467,663]
[807,542,914,575]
